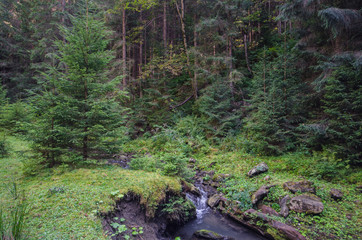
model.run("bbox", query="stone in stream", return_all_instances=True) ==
[288,194,324,214]
[283,180,316,194]
[207,194,222,208]
[192,229,234,240]
[247,162,269,177]
[330,188,343,201]
[279,195,291,218]
[251,185,275,205]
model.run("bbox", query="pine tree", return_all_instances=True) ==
[322,56,362,164]
[245,44,307,155]
[31,12,126,165]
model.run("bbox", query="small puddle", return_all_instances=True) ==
[173,184,266,240]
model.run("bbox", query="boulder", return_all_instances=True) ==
[288,194,324,214]
[207,194,222,208]
[330,188,343,201]
[259,205,280,217]
[279,195,291,218]
[192,229,234,240]
[247,162,269,177]
[283,180,316,194]
[251,185,275,205]
[271,220,307,240]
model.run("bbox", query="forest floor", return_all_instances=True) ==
[1,136,361,240]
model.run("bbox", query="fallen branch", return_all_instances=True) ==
[169,95,194,110]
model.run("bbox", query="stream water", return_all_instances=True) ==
[173,185,266,240]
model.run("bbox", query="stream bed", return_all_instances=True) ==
[172,185,266,240]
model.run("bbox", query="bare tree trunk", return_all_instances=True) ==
[139,12,143,98]
[228,37,235,102]
[175,0,190,67]
[163,0,167,53]
[244,34,252,75]
[122,8,127,89]
[193,27,198,99]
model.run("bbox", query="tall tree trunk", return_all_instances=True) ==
[122,8,127,89]
[163,0,167,53]
[244,34,252,75]
[175,0,190,67]
[139,12,143,98]
[193,27,198,99]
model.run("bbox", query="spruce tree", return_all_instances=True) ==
[31,12,126,165]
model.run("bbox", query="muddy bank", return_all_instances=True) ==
[102,192,196,240]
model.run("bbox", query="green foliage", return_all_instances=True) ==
[321,57,361,165]
[161,196,196,223]
[194,80,242,138]
[310,151,349,180]
[29,13,127,167]
[318,8,361,38]
[130,152,194,180]
[0,102,33,134]
[244,44,307,155]
[0,183,28,240]
[220,178,256,211]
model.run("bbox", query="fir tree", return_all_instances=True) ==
[31,12,126,165]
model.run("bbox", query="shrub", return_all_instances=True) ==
[157,153,194,180]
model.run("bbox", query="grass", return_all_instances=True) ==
[0,136,181,240]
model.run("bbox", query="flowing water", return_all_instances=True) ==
[173,185,266,240]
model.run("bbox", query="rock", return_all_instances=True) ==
[192,229,234,240]
[283,180,316,194]
[330,188,343,200]
[243,209,269,222]
[288,194,324,214]
[190,185,201,197]
[212,174,230,182]
[259,205,280,217]
[247,162,269,177]
[279,195,291,218]
[251,185,275,205]
[271,220,307,240]
[263,175,271,181]
[207,194,222,208]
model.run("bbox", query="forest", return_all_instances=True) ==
[0,0,361,239]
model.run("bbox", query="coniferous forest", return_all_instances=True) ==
[0,0,361,239]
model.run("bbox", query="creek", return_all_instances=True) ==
[172,184,266,240]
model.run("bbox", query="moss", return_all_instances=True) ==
[266,227,285,240]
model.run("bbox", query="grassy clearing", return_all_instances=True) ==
[0,136,181,240]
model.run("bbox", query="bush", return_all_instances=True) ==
[129,155,157,172]
[130,152,194,180]
[310,151,348,181]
